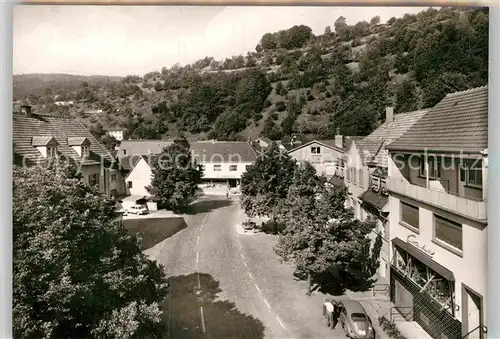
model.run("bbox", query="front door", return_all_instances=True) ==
[463,287,484,339]
[394,280,414,321]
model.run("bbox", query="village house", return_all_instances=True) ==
[340,107,428,280]
[107,129,126,141]
[117,139,257,197]
[386,86,488,339]
[287,135,361,177]
[13,105,124,199]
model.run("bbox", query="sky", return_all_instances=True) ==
[13,5,430,77]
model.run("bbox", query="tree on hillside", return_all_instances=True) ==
[261,33,277,50]
[395,79,420,113]
[240,142,297,230]
[275,173,376,295]
[370,16,381,25]
[100,134,119,151]
[13,163,168,338]
[324,26,332,35]
[147,140,203,211]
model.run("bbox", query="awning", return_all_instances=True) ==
[392,237,455,281]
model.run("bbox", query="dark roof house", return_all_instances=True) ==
[386,86,488,154]
[355,108,428,168]
[13,110,116,167]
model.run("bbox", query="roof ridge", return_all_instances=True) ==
[445,85,488,97]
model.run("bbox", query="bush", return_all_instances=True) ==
[263,98,272,108]
[378,316,408,339]
[307,94,315,101]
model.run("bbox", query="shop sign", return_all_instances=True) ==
[406,235,435,257]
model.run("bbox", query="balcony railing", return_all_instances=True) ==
[387,177,487,221]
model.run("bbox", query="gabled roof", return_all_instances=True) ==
[354,109,428,167]
[13,113,115,166]
[288,137,361,154]
[117,139,173,157]
[32,136,58,146]
[191,141,257,163]
[360,189,388,211]
[67,137,91,146]
[387,86,488,153]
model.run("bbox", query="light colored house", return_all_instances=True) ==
[340,107,428,280]
[386,86,488,339]
[107,129,126,141]
[13,105,124,198]
[287,135,360,177]
[118,140,257,197]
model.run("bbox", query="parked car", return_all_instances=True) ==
[339,300,376,339]
[125,204,149,215]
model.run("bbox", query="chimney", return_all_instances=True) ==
[21,105,32,116]
[335,128,344,148]
[386,107,394,123]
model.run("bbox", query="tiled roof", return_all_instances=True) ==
[290,137,362,153]
[387,86,488,153]
[191,141,257,163]
[117,139,173,157]
[118,155,146,171]
[13,113,116,166]
[118,140,257,164]
[360,189,388,211]
[32,136,58,146]
[354,109,428,167]
[67,137,90,146]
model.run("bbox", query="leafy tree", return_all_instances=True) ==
[13,163,168,338]
[395,79,420,113]
[101,134,119,151]
[324,26,332,35]
[147,140,203,211]
[334,16,347,33]
[255,44,263,53]
[261,33,277,50]
[370,16,381,25]
[240,142,297,227]
[275,174,375,295]
[261,117,283,140]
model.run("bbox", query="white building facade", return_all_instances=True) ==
[386,87,488,339]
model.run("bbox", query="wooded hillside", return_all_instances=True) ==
[13,7,489,142]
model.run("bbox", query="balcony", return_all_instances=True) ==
[387,177,487,222]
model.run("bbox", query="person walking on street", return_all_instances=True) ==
[324,300,334,328]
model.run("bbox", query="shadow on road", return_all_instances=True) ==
[123,217,187,250]
[180,199,233,215]
[164,273,265,339]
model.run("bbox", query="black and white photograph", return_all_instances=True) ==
[12,5,489,339]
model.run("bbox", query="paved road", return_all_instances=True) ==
[146,196,348,339]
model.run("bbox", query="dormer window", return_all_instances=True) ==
[68,137,91,158]
[82,145,90,157]
[32,136,59,158]
[47,146,57,158]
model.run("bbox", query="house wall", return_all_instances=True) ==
[389,194,487,324]
[201,161,253,181]
[288,142,344,176]
[344,144,371,219]
[125,158,152,197]
[390,155,483,200]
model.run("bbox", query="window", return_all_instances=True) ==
[358,169,363,187]
[346,167,351,181]
[400,201,419,230]
[123,150,127,155]
[89,174,98,186]
[352,167,357,184]
[82,146,90,157]
[127,181,133,189]
[213,164,222,171]
[200,165,205,171]
[311,146,321,154]
[230,165,237,171]
[47,146,57,158]
[111,173,117,181]
[434,214,462,251]
[420,156,441,179]
[462,159,483,188]
[245,165,252,171]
